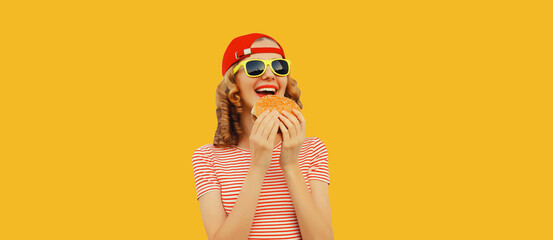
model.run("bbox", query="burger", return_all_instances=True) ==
[251,95,301,121]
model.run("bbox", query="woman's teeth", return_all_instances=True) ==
[255,88,276,93]
[255,88,276,96]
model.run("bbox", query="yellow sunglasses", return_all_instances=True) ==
[233,59,291,77]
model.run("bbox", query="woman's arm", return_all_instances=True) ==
[282,163,334,240]
[277,110,334,239]
[207,165,269,240]
[206,111,280,240]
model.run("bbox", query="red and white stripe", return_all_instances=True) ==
[192,137,330,240]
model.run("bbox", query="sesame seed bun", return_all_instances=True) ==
[251,95,301,120]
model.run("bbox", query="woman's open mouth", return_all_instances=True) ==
[254,87,277,97]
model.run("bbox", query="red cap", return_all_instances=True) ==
[222,33,285,76]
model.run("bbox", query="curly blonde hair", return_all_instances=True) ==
[213,63,302,148]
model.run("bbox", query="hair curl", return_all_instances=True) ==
[213,64,302,148]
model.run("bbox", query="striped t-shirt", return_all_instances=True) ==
[192,137,330,240]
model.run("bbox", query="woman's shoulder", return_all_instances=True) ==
[194,143,214,150]
[193,143,240,156]
[303,136,328,151]
[305,136,326,145]
[192,144,213,159]
[193,143,213,153]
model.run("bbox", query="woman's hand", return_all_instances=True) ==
[278,109,306,168]
[250,110,280,170]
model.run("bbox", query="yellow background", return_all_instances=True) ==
[1,0,551,239]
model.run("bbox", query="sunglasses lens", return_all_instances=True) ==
[245,60,265,76]
[272,60,289,75]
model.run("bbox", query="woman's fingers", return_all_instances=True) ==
[260,110,279,138]
[253,109,304,146]
[267,116,281,142]
[252,110,271,136]
[292,109,306,133]
[279,111,299,137]
[279,122,290,142]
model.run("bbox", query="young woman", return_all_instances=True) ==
[192,33,333,240]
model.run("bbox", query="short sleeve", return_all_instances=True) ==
[192,145,221,200]
[307,137,330,185]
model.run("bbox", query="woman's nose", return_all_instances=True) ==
[261,64,276,79]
